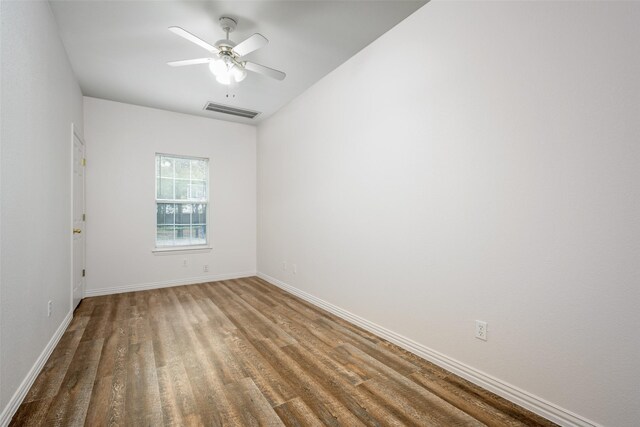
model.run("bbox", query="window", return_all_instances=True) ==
[155,154,209,248]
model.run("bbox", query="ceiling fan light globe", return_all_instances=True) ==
[210,59,226,76]
[232,66,247,82]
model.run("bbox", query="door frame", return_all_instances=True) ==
[70,123,86,311]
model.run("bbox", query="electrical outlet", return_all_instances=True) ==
[182,259,188,267]
[292,264,297,275]
[203,264,209,273]
[282,262,287,271]
[47,300,52,317]
[475,320,487,341]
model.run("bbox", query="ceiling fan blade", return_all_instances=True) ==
[232,33,268,57]
[244,61,286,81]
[167,58,212,67]
[168,26,219,53]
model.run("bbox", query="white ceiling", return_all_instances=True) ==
[50,1,427,125]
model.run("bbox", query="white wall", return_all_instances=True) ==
[1,0,83,417]
[84,97,256,294]
[257,2,640,426]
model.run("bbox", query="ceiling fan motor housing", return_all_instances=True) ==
[215,39,237,51]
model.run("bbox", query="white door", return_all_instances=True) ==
[72,133,85,309]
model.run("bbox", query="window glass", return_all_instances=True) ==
[155,154,209,247]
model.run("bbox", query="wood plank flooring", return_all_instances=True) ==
[10,277,557,426]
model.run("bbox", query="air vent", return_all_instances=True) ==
[203,102,260,119]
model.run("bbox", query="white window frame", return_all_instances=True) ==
[153,153,212,253]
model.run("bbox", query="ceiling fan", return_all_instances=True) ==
[167,17,286,85]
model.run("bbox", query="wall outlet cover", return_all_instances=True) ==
[475,320,488,341]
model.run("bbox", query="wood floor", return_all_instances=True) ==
[11,277,556,426]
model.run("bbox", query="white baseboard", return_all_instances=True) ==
[84,271,257,297]
[257,272,600,427]
[0,310,73,427]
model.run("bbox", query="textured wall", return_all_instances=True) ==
[257,2,640,425]
[84,97,257,294]
[1,0,84,413]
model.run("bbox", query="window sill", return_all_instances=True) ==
[152,246,212,255]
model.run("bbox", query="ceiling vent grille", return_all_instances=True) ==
[203,102,260,119]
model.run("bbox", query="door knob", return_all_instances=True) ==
[73,228,82,234]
